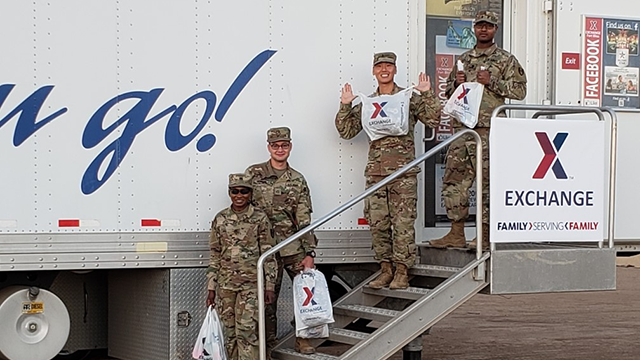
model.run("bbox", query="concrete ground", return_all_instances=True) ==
[87,266,640,360]
[412,265,640,360]
[317,266,640,359]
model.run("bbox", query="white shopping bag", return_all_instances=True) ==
[443,82,484,129]
[359,88,413,141]
[296,324,329,339]
[192,305,227,360]
[293,269,334,330]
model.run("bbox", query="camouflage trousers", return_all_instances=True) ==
[265,252,306,354]
[218,287,259,360]
[442,128,490,224]
[364,174,417,267]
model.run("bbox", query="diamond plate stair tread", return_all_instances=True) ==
[362,285,431,300]
[273,348,339,360]
[333,304,399,322]
[328,328,369,345]
[409,264,460,278]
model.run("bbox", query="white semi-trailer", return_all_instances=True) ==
[0,1,630,359]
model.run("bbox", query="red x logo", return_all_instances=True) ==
[302,287,317,306]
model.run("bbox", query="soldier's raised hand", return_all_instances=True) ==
[414,72,432,92]
[341,83,357,104]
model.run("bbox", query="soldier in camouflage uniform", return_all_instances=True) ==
[245,127,318,355]
[429,10,527,250]
[336,52,441,290]
[206,173,277,360]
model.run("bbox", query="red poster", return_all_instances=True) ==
[583,17,603,106]
[435,54,455,142]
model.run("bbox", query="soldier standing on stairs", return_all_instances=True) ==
[429,10,527,250]
[335,52,441,290]
[245,127,318,356]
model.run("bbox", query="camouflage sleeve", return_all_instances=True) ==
[487,55,527,100]
[259,217,277,292]
[445,62,461,98]
[296,178,317,253]
[206,219,221,291]
[411,89,442,129]
[335,102,363,140]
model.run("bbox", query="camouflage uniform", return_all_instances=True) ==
[207,174,277,360]
[443,11,527,227]
[335,81,440,267]
[245,127,317,352]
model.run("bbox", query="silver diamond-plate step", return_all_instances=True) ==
[328,327,369,345]
[333,304,398,322]
[409,264,460,278]
[362,285,431,301]
[272,348,339,360]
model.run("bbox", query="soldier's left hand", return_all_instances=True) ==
[300,255,315,270]
[476,69,491,85]
[265,290,276,305]
[414,72,432,92]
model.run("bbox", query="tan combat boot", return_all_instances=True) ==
[429,220,466,248]
[295,337,315,354]
[469,226,490,250]
[368,261,394,289]
[389,263,409,289]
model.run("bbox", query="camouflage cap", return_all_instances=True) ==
[373,52,397,66]
[267,127,291,143]
[228,173,253,189]
[474,10,499,26]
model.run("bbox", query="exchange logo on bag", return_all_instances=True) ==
[371,102,388,118]
[457,85,472,104]
[302,286,318,306]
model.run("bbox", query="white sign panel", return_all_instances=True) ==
[490,118,605,242]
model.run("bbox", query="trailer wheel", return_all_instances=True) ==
[0,286,70,360]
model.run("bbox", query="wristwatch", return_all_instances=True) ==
[305,250,316,258]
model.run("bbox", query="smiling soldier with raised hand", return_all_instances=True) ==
[336,52,441,290]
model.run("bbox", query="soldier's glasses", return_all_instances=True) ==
[474,23,495,29]
[269,142,291,150]
[230,188,251,195]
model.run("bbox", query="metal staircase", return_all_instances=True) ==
[272,247,490,359]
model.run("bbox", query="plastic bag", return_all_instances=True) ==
[296,324,329,339]
[192,305,227,360]
[443,82,484,129]
[293,269,334,330]
[359,88,413,141]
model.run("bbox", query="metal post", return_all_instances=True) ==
[402,335,423,360]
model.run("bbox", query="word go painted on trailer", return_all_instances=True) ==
[0,50,277,195]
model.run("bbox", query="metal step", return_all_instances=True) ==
[362,285,431,301]
[409,264,460,278]
[333,304,399,323]
[272,348,339,360]
[328,327,369,345]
